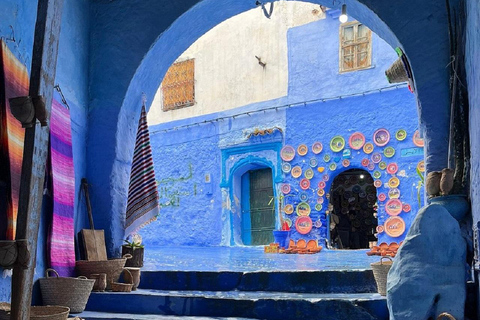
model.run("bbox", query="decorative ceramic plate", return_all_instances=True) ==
[317,166,325,173]
[342,159,350,167]
[376,225,384,233]
[384,216,406,237]
[318,181,326,189]
[282,162,292,173]
[329,162,337,171]
[300,178,311,190]
[297,144,308,156]
[403,203,411,213]
[314,219,322,228]
[417,160,425,173]
[296,202,311,216]
[299,192,308,201]
[349,132,366,150]
[323,154,331,162]
[281,145,296,161]
[374,180,383,188]
[373,170,382,179]
[284,204,294,215]
[363,142,374,154]
[317,188,325,197]
[312,142,323,154]
[388,188,401,199]
[296,216,313,234]
[361,158,369,167]
[284,218,293,228]
[281,183,291,194]
[379,161,387,170]
[368,162,375,171]
[315,203,323,211]
[384,146,395,158]
[413,130,424,147]
[396,129,407,141]
[330,136,345,152]
[387,163,398,174]
[352,185,361,194]
[309,158,318,167]
[378,193,387,202]
[317,197,324,204]
[291,166,302,178]
[343,149,351,158]
[388,177,400,188]
[304,168,314,180]
[322,174,329,182]
[373,129,390,147]
[385,199,403,216]
[371,152,382,164]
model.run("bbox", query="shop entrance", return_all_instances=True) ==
[241,168,275,245]
[329,169,377,249]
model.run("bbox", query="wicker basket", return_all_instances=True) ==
[111,268,133,292]
[371,256,393,296]
[385,57,408,83]
[437,313,456,320]
[30,306,70,320]
[39,268,95,313]
[75,254,131,290]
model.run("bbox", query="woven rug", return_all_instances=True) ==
[125,105,159,236]
[48,91,75,276]
[0,40,28,240]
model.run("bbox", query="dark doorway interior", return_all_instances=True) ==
[329,169,377,249]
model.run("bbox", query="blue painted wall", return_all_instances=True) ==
[0,0,90,303]
[139,14,421,247]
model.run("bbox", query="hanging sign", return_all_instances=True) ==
[401,147,424,157]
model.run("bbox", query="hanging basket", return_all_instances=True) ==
[0,240,18,268]
[75,254,131,290]
[371,256,393,296]
[385,57,408,83]
[0,304,70,320]
[39,268,95,313]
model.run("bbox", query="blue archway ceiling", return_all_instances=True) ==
[88,0,454,254]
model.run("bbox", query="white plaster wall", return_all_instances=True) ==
[148,1,325,125]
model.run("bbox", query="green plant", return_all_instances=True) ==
[123,239,144,250]
[416,167,425,208]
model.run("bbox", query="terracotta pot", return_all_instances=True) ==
[440,168,454,196]
[426,171,442,197]
[0,240,17,268]
[123,267,141,291]
[89,273,107,292]
[8,96,35,128]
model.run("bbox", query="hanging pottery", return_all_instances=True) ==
[318,181,326,189]
[309,158,318,167]
[395,129,407,141]
[317,166,325,173]
[387,163,398,174]
[299,192,308,201]
[417,160,425,173]
[384,216,406,237]
[342,159,350,167]
[282,162,292,173]
[305,168,314,180]
[329,162,337,171]
[297,144,308,156]
[413,130,424,147]
[284,204,294,215]
[385,199,403,216]
[348,132,366,150]
[403,203,411,213]
[361,158,369,167]
[371,152,382,164]
[388,177,400,188]
[373,129,390,147]
[281,183,291,194]
[378,193,387,202]
[388,188,401,199]
[330,136,345,152]
[312,142,323,154]
[295,216,313,234]
[384,147,395,158]
[373,171,382,179]
[296,202,311,216]
[374,180,383,188]
[363,142,374,154]
[300,178,311,190]
[323,154,331,162]
[281,145,296,161]
[291,166,302,178]
[317,188,325,197]
[379,161,387,170]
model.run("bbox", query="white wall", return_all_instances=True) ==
[148,1,325,125]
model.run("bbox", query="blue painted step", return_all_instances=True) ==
[139,270,377,293]
[78,312,256,320]
[85,289,388,320]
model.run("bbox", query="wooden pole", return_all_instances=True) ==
[10,0,64,319]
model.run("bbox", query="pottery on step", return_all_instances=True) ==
[123,267,141,291]
[440,168,454,196]
[426,171,442,197]
[89,273,107,292]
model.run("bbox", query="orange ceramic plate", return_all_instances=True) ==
[413,130,424,147]
[291,166,302,178]
[384,216,406,237]
[363,142,374,154]
[284,204,294,215]
[297,144,308,156]
[388,176,400,188]
[385,199,403,216]
[296,216,313,235]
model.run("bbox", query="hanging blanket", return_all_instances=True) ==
[0,40,28,240]
[48,92,75,276]
[125,105,159,236]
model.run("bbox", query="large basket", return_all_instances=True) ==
[75,255,131,290]
[30,306,70,320]
[111,268,133,292]
[39,268,95,313]
[371,257,393,296]
[385,57,408,83]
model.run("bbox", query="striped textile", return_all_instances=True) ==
[125,105,159,236]
[0,40,28,240]
[48,92,75,276]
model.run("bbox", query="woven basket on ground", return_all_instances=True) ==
[75,254,131,290]
[30,306,70,320]
[385,57,408,83]
[371,256,393,296]
[39,268,95,313]
[111,268,133,292]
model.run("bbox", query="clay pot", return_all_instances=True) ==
[9,96,35,128]
[426,171,442,197]
[123,268,141,290]
[89,273,107,292]
[440,168,454,196]
[0,240,17,268]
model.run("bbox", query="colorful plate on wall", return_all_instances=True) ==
[376,225,385,233]
[314,219,322,228]
[387,163,398,174]
[284,218,293,228]
[368,162,375,171]
[384,216,406,237]
[417,160,425,173]
[329,162,337,171]
[300,178,311,190]
[296,216,313,234]
[378,193,387,202]
[373,129,390,147]
[322,174,330,182]
[323,154,331,162]
[413,130,424,147]
[384,146,395,158]
[388,188,401,199]
[361,158,369,167]
[388,177,400,188]
[371,152,382,164]
[363,142,374,154]
[342,159,350,167]
[284,204,294,215]
[297,144,308,156]
[318,181,326,189]
[330,136,345,152]
[315,203,323,211]
[373,170,382,179]
[291,166,302,178]
[312,142,323,154]
[374,180,383,188]
[296,202,311,216]
[281,183,291,194]
[282,162,292,173]
[385,199,403,216]
[317,197,324,204]
[299,192,308,201]
[309,158,318,167]
[281,145,296,161]
[396,129,407,141]
[379,161,387,170]
[305,168,314,180]
[349,132,366,150]
[317,188,325,197]
[403,203,411,213]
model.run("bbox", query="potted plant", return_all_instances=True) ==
[121,238,144,268]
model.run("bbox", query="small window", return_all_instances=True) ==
[161,59,195,111]
[339,22,372,72]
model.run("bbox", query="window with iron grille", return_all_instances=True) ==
[339,22,372,72]
[161,59,195,111]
